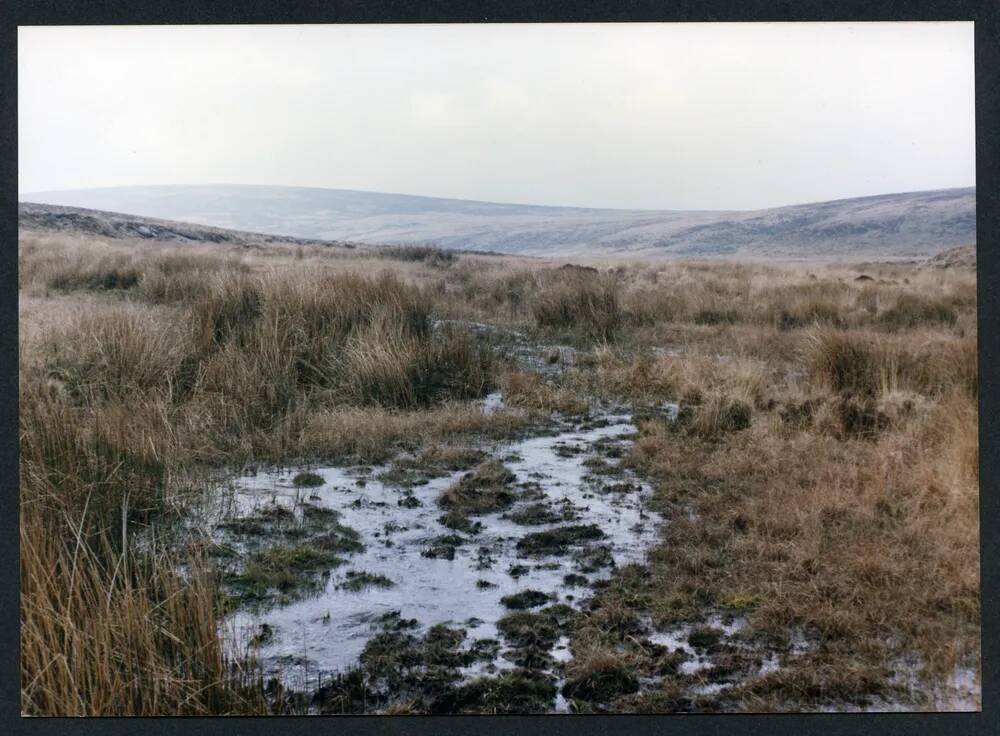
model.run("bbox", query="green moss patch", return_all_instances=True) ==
[223,543,344,605]
[338,570,395,592]
[505,502,578,526]
[687,626,724,651]
[430,669,557,714]
[516,524,605,555]
[439,509,482,535]
[422,534,467,560]
[292,471,325,487]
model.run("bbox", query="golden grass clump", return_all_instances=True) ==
[532,267,621,340]
[878,292,958,330]
[438,459,517,514]
[20,517,266,715]
[19,382,170,539]
[338,319,493,408]
[804,330,904,397]
[44,305,193,404]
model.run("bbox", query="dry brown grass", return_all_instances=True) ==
[438,458,517,514]
[531,267,621,341]
[18,233,512,714]
[280,403,534,465]
[19,228,978,713]
[598,349,979,708]
[499,370,590,415]
[20,519,267,715]
[480,257,978,709]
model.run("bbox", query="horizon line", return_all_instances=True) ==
[18,182,977,215]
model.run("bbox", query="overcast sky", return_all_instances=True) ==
[18,22,975,210]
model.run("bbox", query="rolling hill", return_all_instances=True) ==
[20,185,975,259]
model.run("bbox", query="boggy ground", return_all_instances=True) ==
[18,228,978,714]
[202,403,660,713]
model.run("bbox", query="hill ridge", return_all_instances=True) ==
[20,185,975,259]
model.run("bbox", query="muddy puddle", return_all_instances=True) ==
[200,402,662,709]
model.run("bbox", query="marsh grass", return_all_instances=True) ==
[19,236,509,714]
[532,267,621,341]
[439,459,517,514]
[19,230,978,713]
[20,516,268,715]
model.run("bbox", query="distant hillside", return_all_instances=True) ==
[21,185,975,259]
[18,201,351,249]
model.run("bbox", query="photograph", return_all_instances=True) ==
[17,21,980,716]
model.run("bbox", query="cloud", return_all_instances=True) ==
[18,22,974,209]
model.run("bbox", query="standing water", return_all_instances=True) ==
[201,402,663,706]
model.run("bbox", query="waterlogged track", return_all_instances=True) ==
[205,405,662,703]
[199,398,979,713]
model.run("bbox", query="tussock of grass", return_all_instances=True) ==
[804,330,902,397]
[287,403,532,465]
[19,382,170,542]
[562,645,641,702]
[339,571,395,592]
[515,524,605,556]
[500,590,553,610]
[683,395,753,438]
[438,459,517,514]
[879,292,957,330]
[431,669,557,714]
[49,257,142,292]
[804,329,976,400]
[226,544,345,604]
[44,306,193,404]
[20,518,266,715]
[292,471,325,487]
[532,268,621,341]
[439,510,481,535]
[499,370,589,414]
[338,320,492,407]
[414,444,486,471]
[688,626,724,650]
[192,272,264,349]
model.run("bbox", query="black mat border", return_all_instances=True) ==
[1,2,997,736]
